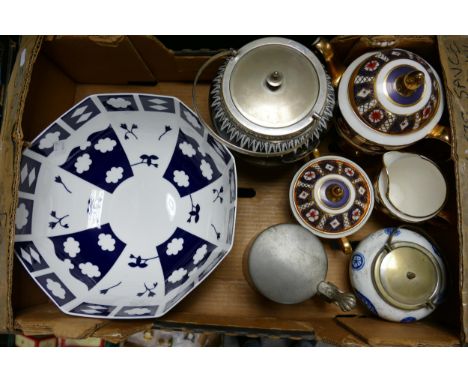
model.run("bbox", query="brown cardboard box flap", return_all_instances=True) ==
[128,35,220,82]
[42,36,155,84]
[0,36,43,332]
[14,303,154,341]
[437,36,468,343]
[15,304,105,338]
[336,316,460,346]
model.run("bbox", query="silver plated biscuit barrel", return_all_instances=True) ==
[193,37,336,164]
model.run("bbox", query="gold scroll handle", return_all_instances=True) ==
[313,37,346,88]
[427,124,451,146]
[339,237,353,256]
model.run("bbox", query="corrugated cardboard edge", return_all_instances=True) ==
[437,36,468,344]
[0,36,43,332]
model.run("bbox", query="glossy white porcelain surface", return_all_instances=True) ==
[14,93,237,319]
[377,151,446,222]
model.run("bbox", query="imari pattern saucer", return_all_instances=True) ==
[14,94,237,319]
[290,155,374,239]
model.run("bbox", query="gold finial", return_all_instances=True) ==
[396,70,425,96]
[326,185,344,202]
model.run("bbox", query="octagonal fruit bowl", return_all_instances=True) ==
[14,93,237,319]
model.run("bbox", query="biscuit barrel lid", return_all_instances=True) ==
[210,37,335,155]
[290,155,374,239]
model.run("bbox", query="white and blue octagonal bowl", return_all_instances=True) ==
[349,227,446,323]
[14,93,237,319]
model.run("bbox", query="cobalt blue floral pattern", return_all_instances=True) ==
[384,227,401,236]
[198,250,228,281]
[29,123,71,157]
[98,95,138,112]
[400,317,417,323]
[60,125,133,193]
[164,282,195,312]
[115,305,159,318]
[15,198,34,235]
[49,223,126,289]
[156,228,216,294]
[163,129,222,197]
[14,94,237,319]
[351,252,365,271]
[354,289,378,316]
[36,273,76,306]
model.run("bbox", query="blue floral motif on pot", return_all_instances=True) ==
[400,316,417,323]
[351,252,365,271]
[384,227,401,236]
[354,289,378,316]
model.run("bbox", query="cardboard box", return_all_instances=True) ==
[0,35,466,346]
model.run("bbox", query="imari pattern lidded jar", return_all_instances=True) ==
[337,48,444,154]
[289,155,374,239]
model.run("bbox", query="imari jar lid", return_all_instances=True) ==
[338,48,444,147]
[289,155,374,239]
[210,37,335,155]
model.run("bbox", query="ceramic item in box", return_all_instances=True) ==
[193,37,335,164]
[14,93,237,319]
[315,40,446,155]
[375,151,447,222]
[289,155,374,247]
[349,227,446,322]
[245,224,356,311]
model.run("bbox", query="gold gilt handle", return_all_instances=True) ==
[313,37,346,88]
[339,237,353,256]
[427,124,451,146]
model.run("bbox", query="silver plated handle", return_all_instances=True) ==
[317,281,356,312]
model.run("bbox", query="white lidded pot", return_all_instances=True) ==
[245,224,356,311]
[375,151,447,223]
[349,227,446,322]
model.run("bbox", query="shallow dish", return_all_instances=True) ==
[14,93,237,319]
